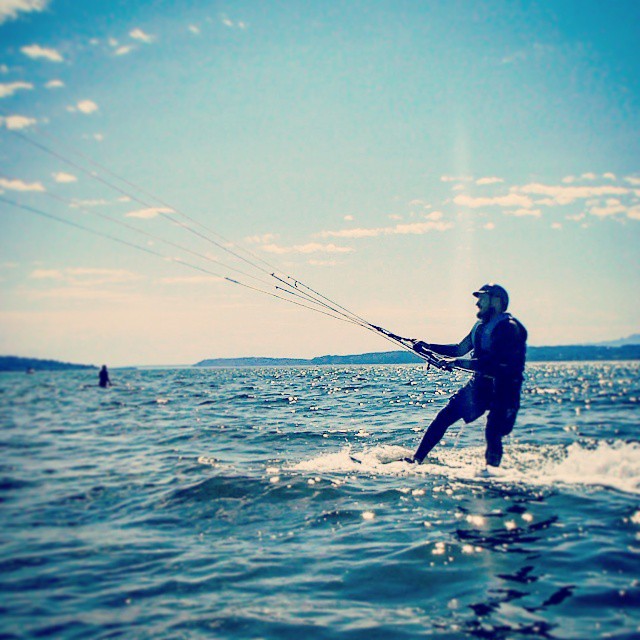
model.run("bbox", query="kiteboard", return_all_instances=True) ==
[349,446,414,465]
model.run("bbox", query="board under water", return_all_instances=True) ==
[1,362,639,639]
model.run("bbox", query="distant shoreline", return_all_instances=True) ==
[3,343,640,372]
[194,344,640,368]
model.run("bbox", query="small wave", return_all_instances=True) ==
[289,441,640,495]
[537,441,640,495]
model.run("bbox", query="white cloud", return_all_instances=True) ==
[0,0,49,25]
[0,81,33,98]
[188,25,201,35]
[483,222,496,230]
[319,219,452,239]
[0,177,45,192]
[70,198,109,207]
[551,222,563,230]
[45,79,64,89]
[0,114,37,129]
[115,45,134,56]
[628,205,640,220]
[441,175,473,183]
[424,211,443,221]
[21,44,63,62]
[343,214,354,221]
[262,242,353,255]
[453,193,534,209]
[476,177,504,185]
[507,208,541,217]
[129,28,155,43]
[76,99,98,114]
[518,183,630,205]
[125,207,173,219]
[30,266,141,286]
[307,259,338,267]
[625,176,640,186]
[581,172,597,181]
[589,199,629,218]
[603,173,617,180]
[52,172,77,183]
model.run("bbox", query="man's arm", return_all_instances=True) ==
[413,332,473,358]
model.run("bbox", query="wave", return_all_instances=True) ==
[289,441,640,495]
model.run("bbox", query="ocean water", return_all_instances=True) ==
[1,362,639,639]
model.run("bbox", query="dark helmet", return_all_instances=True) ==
[473,283,509,310]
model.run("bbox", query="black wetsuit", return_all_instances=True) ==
[414,312,527,466]
[99,367,111,388]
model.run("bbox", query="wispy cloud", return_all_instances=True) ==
[0,81,33,98]
[30,266,142,286]
[21,44,63,62]
[245,233,277,244]
[0,0,49,25]
[70,198,109,207]
[52,172,77,183]
[188,25,201,35]
[221,15,247,29]
[589,199,631,218]
[114,45,134,56]
[67,99,98,114]
[0,177,45,192]
[517,183,630,205]
[129,28,155,43]
[125,207,173,219]
[319,219,452,239]
[44,79,64,89]
[453,193,534,209]
[0,114,37,130]
[441,175,473,183]
[476,177,504,186]
[262,242,353,254]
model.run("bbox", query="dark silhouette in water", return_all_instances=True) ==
[98,365,111,388]
[408,284,527,467]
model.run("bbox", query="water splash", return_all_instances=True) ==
[290,441,640,494]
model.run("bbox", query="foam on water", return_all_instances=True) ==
[291,441,640,494]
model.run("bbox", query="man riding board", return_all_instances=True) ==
[407,284,527,468]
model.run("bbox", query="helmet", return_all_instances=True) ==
[473,283,509,310]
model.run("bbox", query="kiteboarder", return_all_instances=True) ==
[407,284,527,467]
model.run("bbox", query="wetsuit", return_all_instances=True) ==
[99,367,111,388]
[413,312,527,466]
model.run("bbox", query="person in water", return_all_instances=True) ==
[98,365,111,388]
[408,284,527,467]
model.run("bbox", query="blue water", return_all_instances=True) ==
[1,362,639,639]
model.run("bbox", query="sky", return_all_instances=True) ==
[0,0,639,366]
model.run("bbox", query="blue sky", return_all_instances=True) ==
[1,0,639,366]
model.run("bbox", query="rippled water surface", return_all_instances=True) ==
[1,362,639,639]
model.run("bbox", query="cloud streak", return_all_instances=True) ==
[0,0,49,25]
[21,44,63,62]
[0,114,37,130]
[0,177,45,192]
[319,219,453,239]
[0,81,33,98]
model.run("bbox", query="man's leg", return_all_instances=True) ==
[412,402,465,462]
[485,405,518,467]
